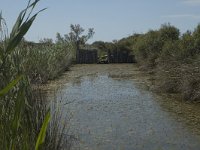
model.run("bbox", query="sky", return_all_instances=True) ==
[1,0,200,43]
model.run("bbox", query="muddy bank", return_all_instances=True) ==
[45,64,200,150]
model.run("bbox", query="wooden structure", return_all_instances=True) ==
[77,49,98,64]
[108,49,135,63]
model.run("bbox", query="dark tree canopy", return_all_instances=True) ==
[66,24,95,49]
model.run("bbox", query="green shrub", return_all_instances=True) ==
[123,23,200,101]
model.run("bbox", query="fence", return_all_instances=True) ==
[77,49,98,64]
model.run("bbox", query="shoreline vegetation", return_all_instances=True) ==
[0,0,199,150]
[0,0,74,149]
[92,23,200,102]
[135,24,200,102]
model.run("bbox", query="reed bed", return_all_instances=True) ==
[0,0,74,149]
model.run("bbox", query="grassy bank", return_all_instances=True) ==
[0,0,73,149]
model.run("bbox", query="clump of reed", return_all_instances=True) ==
[17,40,73,84]
[0,0,73,149]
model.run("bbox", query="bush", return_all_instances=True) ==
[179,57,200,101]
[127,23,200,101]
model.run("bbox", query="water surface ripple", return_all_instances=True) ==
[47,64,200,150]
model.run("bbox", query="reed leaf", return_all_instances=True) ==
[7,0,46,54]
[35,111,51,150]
[0,75,22,97]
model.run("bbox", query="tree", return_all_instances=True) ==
[159,23,180,42]
[65,24,95,63]
[56,33,65,44]
[92,41,106,50]
[39,38,53,45]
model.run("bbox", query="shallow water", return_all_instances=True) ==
[46,64,200,150]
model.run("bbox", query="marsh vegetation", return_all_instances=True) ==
[0,0,73,149]
[0,0,200,150]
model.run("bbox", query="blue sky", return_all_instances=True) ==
[1,0,200,43]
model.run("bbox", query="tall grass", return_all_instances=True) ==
[17,41,73,84]
[0,0,73,149]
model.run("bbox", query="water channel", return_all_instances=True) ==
[45,64,200,150]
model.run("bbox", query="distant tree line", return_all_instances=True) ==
[92,38,136,63]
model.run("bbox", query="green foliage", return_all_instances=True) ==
[0,0,44,87]
[64,24,95,48]
[117,23,200,101]
[56,24,94,62]
[179,31,195,58]
[0,1,48,149]
[92,41,108,57]
[0,75,22,96]
[6,0,46,55]
[159,23,180,42]
[117,34,140,52]
[0,1,72,150]
[18,41,73,83]
[35,111,51,150]
[193,24,200,54]
[92,37,136,63]
[133,24,180,68]
[160,40,180,61]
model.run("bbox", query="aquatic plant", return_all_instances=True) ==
[0,0,73,149]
